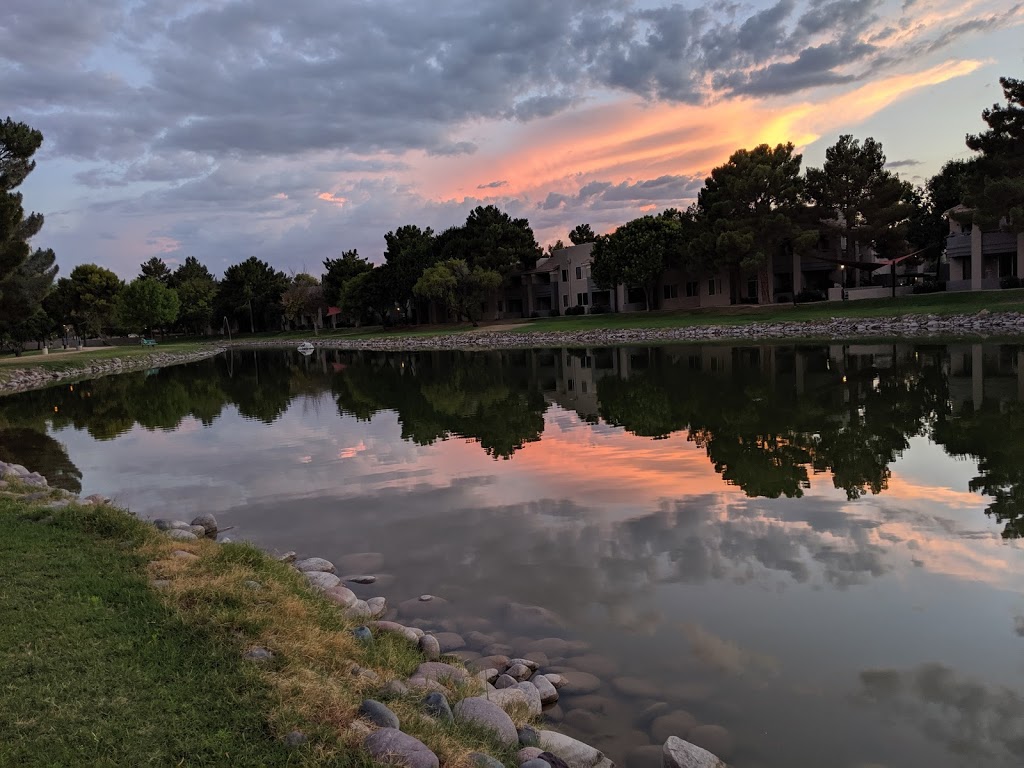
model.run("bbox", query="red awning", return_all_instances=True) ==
[326,306,342,316]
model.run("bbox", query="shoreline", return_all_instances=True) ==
[1,459,730,768]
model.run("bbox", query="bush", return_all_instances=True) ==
[564,305,586,316]
[1000,276,1022,289]
[589,304,611,314]
[529,311,540,318]
[913,281,946,294]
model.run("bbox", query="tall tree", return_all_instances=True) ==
[168,256,217,335]
[0,118,44,289]
[383,225,436,316]
[0,247,57,354]
[281,273,325,331]
[592,214,679,311]
[805,135,917,265]
[322,249,371,306]
[458,205,540,274]
[139,256,171,284]
[168,256,216,287]
[568,223,597,244]
[699,143,815,303]
[52,264,123,337]
[906,159,979,258]
[216,257,288,333]
[339,266,394,325]
[413,258,501,325]
[116,278,180,337]
[546,239,566,255]
[964,77,1024,231]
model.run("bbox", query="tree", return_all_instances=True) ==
[964,77,1024,231]
[457,205,540,274]
[0,118,44,287]
[281,273,326,331]
[0,247,57,354]
[53,264,123,338]
[168,256,217,335]
[546,239,566,255]
[340,266,394,325]
[699,143,815,304]
[322,249,371,306]
[413,258,501,324]
[805,135,917,266]
[169,256,216,287]
[139,256,171,284]
[906,159,978,260]
[216,257,288,333]
[569,223,597,244]
[383,225,436,317]
[116,278,180,337]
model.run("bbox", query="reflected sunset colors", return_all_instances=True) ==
[3,343,1024,767]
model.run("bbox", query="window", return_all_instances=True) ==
[567,378,574,392]
[708,279,717,296]
[581,381,588,394]
[575,266,582,279]
[685,281,699,298]
[663,283,678,299]
[747,279,758,298]
[581,355,592,369]
[577,292,589,306]
[562,294,569,307]
[627,286,646,304]
[561,269,568,282]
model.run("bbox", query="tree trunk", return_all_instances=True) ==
[248,300,255,334]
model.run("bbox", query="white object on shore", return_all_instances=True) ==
[297,341,314,354]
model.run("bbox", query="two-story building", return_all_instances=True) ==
[944,205,1024,291]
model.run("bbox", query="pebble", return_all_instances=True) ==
[418,634,441,660]
[167,529,199,542]
[413,661,468,682]
[323,585,358,608]
[278,551,297,563]
[382,679,409,697]
[532,674,559,705]
[346,574,377,584]
[244,647,274,663]
[284,731,308,749]
[496,674,516,689]
[366,596,387,616]
[564,709,601,733]
[295,557,336,573]
[558,670,602,695]
[172,550,198,560]
[612,676,662,699]
[359,699,399,729]
[304,571,341,590]
[373,620,419,643]
[506,663,533,681]
[352,626,373,643]
[190,513,218,535]
[454,696,518,746]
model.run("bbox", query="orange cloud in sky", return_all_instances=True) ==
[413,58,983,215]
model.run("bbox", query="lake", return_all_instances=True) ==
[3,342,1024,768]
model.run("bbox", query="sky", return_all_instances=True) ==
[3,0,1023,280]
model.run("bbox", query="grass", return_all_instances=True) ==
[0,487,532,767]
[0,342,212,385]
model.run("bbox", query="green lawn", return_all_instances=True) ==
[0,496,303,767]
[0,343,211,384]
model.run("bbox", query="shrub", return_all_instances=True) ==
[1000,276,1022,289]
[913,281,946,294]
[565,305,586,316]
[589,304,611,314]
[529,311,540,318]
[795,290,826,303]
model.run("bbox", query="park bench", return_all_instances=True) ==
[141,338,157,346]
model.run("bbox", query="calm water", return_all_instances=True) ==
[3,343,1024,768]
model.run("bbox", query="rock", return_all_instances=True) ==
[359,699,400,729]
[419,594,434,601]
[189,525,208,536]
[406,676,447,694]
[514,681,543,716]
[662,736,728,768]
[383,679,409,697]
[352,626,374,643]
[345,600,373,619]
[519,725,541,746]
[154,519,191,531]
[422,692,453,722]
[537,753,571,768]
[523,760,552,768]
[564,709,601,733]
[373,620,419,643]
[167,529,199,542]
[284,731,308,749]
[538,731,613,768]
[532,674,559,705]
[191,513,218,535]
[150,579,171,589]
[413,661,468,683]
[506,663,533,681]
[367,596,387,617]
[278,551,297,563]
[470,752,505,768]
[418,635,441,660]
[356,667,380,682]
[470,655,511,673]
[172,550,199,560]
[336,552,384,573]
[497,673,518,688]
[434,632,465,652]
[323,585,358,608]
[304,571,341,590]
[467,630,496,648]
[613,676,662,699]
[507,602,565,630]
[650,712,697,743]
[398,595,450,619]
[543,704,565,722]
[244,647,273,663]
[625,745,663,768]
[635,702,672,729]
[686,726,734,760]
[451,650,481,663]
[563,695,615,715]
[544,673,566,689]
[364,728,439,768]
[570,654,618,678]
[519,747,544,764]
[486,684,541,717]
[558,670,602,695]
[508,657,540,671]
[454,696,518,746]
[346,574,377,584]
[295,557,336,573]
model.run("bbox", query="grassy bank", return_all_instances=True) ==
[0,342,214,386]
[0,486,527,767]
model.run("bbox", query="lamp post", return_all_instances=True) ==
[841,264,847,300]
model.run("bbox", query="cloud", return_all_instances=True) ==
[887,158,923,168]
[477,180,509,190]
[680,622,781,678]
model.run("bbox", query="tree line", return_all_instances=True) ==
[1,77,1020,349]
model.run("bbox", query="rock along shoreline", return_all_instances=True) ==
[0,346,225,396]
[2,458,732,768]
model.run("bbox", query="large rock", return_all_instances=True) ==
[514,681,543,716]
[454,696,518,745]
[532,674,559,705]
[295,557,336,573]
[304,571,341,590]
[662,736,728,768]
[418,634,441,660]
[190,513,218,535]
[367,596,387,617]
[526,637,572,657]
[154,519,191,531]
[506,602,565,630]
[413,661,468,682]
[612,677,661,699]
[650,712,697,744]
[538,731,613,768]
[422,692,453,722]
[486,684,542,717]
[558,670,602,695]
[364,728,439,768]
[506,663,534,682]
[373,620,419,643]
[569,655,618,678]
[336,552,384,573]
[167,529,199,542]
[323,585,358,608]
[359,699,399,729]
[434,631,466,652]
